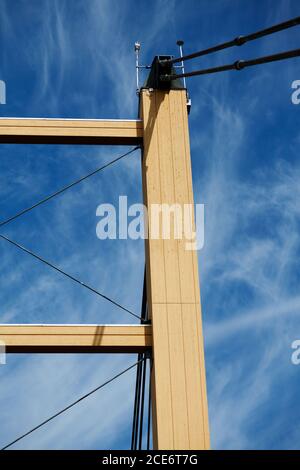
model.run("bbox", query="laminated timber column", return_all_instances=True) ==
[140,89,210,450]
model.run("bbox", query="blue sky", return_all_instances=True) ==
[0,0,300,450]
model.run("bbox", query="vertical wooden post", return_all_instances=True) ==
[140,89,210,450]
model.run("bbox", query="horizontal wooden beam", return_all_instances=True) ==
[0,118,143,145]
[0,324,152,353]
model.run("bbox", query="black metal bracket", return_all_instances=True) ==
[142,55,185,91]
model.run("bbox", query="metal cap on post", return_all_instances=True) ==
[142,56,185,91]
[141,51,191,113]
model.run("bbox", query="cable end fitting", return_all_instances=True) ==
[234,60,245,70]
[234,35,246,46]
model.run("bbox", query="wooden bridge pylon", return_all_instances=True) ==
[0,88,210,450]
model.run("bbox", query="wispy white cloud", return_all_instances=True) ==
[1,0,300,451]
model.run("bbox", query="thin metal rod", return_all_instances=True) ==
[177,41,187,89]
[0,233,141,321]
[135,42,141,94]
[165,15,300,64]
[162,48,300,80]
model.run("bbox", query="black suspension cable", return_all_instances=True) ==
[131,353,143,450]
[131,352,151,450]
[141,268,149,324]
[138,355,147,450]
[161,48,300,81]
[0,233,141,321]
[1,358,145,451]
[131,269,151,450]
[0,146,140,228]
[163,15,300,65]
[146,356,153,451]
[138,272,149,449]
